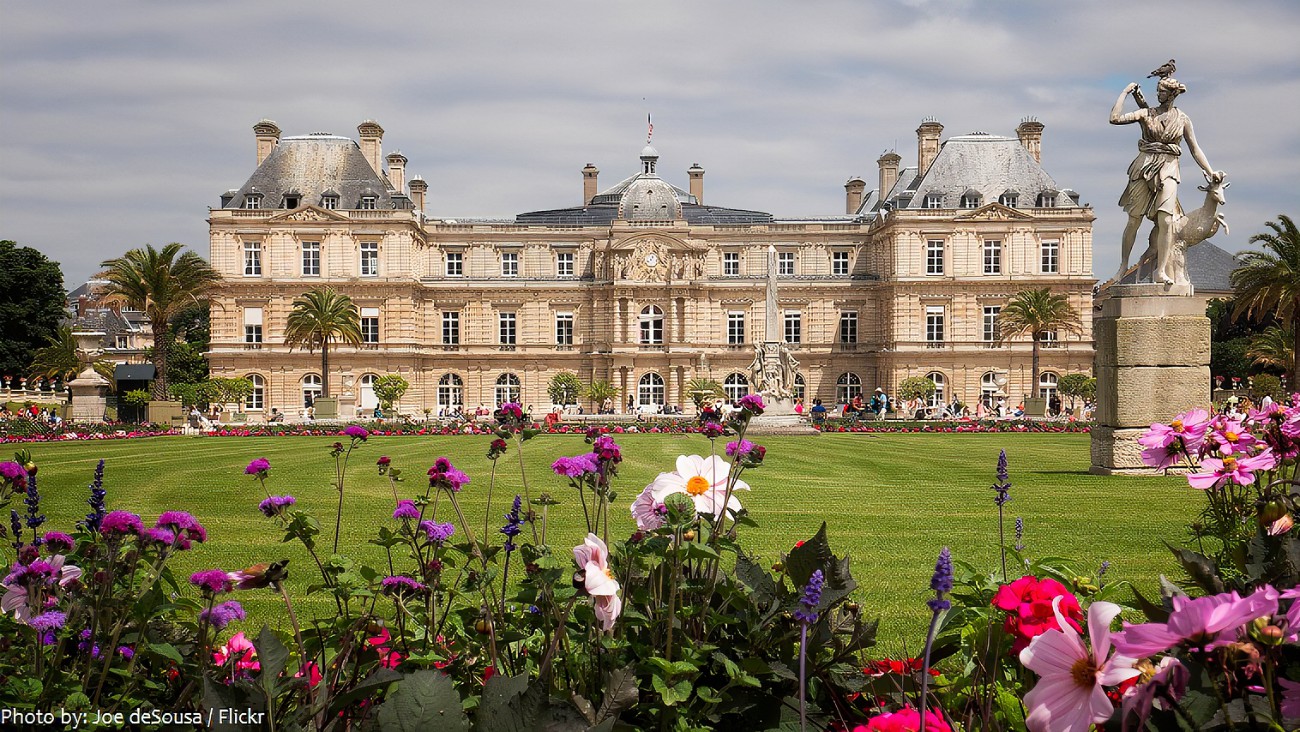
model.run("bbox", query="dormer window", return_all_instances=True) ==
[960,191,981,209]
[359,196,377,210]
[924,194,943,209]
[1037,192,1057,208]
[243,194,262,209]
[998,192,1019,208]
[282,195,300,209]
[321,195,338,210]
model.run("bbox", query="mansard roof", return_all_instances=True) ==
[907,133,1075,210]
[223,134,396,210]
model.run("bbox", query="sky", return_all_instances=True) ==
[2,0,1297,286]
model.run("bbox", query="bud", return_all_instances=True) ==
[475,619,492,634]
[682,530,696,542]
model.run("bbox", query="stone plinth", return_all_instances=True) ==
[748,396,818,435]
[1089,284,1209,475]
[69,370,110,422]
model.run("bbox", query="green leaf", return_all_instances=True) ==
[149,642,184,665]
[326,668,401,720]
[595,665,639,723]
[1166,544,1225,594]
[735,553,780,605]
[253,625,290,704]
[476,672,545,732]
[375,669,468,731]
[786,522,832,590]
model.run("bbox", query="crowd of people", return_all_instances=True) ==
[0,403,64,426]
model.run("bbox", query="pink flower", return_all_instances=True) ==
[1186,449,1276,489]
[1111,586,1279,657]
[645,455,749,518]
[573,533,622,631]
[1020,598,1140,732]
[1120,657,1188,731]
[213,631,261,674]
[855,706,952,732]
[1138,409,1211,454]
[366,626,404,669]
[1280,677,1300,719]
[295,661,322,688]
[630,485,665,531]
[1208,418,1258,455]
[992,576,1083,654]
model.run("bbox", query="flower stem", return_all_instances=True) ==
[919,607,942,732]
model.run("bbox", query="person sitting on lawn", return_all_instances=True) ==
[809,398,827,423]
[267,408,285,423]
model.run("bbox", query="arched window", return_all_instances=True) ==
[246,374,265,411]
[981,371,1001,408]
[359,373,379,411]
[639,305,664,345]
[794,373,806,402]
[836,373,862,404]
[926,372,946,407]
[301,374,322,408]
[1039,372,1060,401]
[495,373,521,406]
[638,372,665,409]
[438,373,464,412]
[723,373,749,402]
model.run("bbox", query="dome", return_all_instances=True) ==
[640,144,659,159]
[618,178,682,221]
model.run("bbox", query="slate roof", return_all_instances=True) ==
[1116,240,1239,293]
[223,134,402,210]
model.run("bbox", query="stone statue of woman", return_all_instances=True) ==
[1109,76,1223,284]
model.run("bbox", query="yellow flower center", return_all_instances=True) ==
[1225,431,1239,442]
[604,568,615,580]
[1223,456,1238,471]
[685,475,711,496]
[1171,420,1184,432]
[1070,656,1098,689]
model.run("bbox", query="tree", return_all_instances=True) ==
[997,288,1082,394]
[372,374,410,412]
[98,243,221,400]
[584,379,620,408]
[1232,215,1300,378]
[0,240,66,379]
[1246,325,1294,375]
[547,372,583,406]
[896,376,937,401]
[28,325,115,385]
[686,377,724,408]
[283,288,362,398]
[1057,373,1096,411]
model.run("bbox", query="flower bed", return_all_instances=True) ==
[0,420,178,443]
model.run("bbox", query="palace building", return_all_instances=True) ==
[206,118,1095,417]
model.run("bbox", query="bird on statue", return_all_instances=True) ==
[1147,59,1176,79]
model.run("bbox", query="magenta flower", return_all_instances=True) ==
[0,461,28,491]
[1186,448,1277,489]
[737,394,765,413]
[42,532,74,553]
[155,511,206,544]
[419,520,455,544]
[140,527,176,546]
[258,495,296,517]
[190,569,233,595]
[701,422,724,439]
[1208,418,1258,455]
[392,499,420,520]
[99,510,143,537]
[244,457,271,476]
[343,425,369,441]
[1019,598,1140,732]
[381,575,428,595]
[427,457,470,492]
[1111,585,1278,657]
[552,453,599,479]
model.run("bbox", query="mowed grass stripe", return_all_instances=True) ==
[17,433,1195,645]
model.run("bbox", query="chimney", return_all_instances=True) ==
[687,163,705,204]
[877,151,901,202]
[1016,118,1045,164]
[916,119,944,176]
[582,163,599,204]
[408,176,427,213]
[386,151,408,194]
[253,119,281,166]
[844,177,866,214]
[357,120,385,177]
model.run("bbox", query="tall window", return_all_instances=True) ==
[243,242,262,276]
[836,373,862,404]
[556,252,574,278]
[501,252,519,277]
[926,372,946,407]
[981,371,1000,408]
[840,311,858,343]
[983,240,1002,275]
[638,372,665,408]
[783,312,801,344]
[1041,330,1059,348]
[301,374,322,408]
[360,307,379,344]
[359,196,377,210]
[360,242,378,276]
[925,240,944,276]
[832,251,850,276]
[1039,372,1060,401]
[438,374,464,411]
[243,307,263,344]
[302,242,320,276]
[727,312,745,345]
[723,373,749,402]
[442,311,460,345]
[983,306,1001,343]
[1041,240,1060,274]
[246,374,265,410]
[495,373,521,406]
[925,306,945,344]
[445,252,463,277]
[793,374,806,402]
[555,312,574,346]
[778,252,795,276]
[639,305,664,345]
[722,251,740,276]
[499,313,517,346]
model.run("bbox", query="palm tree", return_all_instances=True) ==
[998,288,1082,396]
[1246,325,1294,376]
[283,288,362,398]
[28,325,115,386]
[1232,215,1300,377]
[98,243,221,399]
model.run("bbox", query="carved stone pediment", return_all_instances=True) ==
[267,205,350,223]
[953,203,1034,222]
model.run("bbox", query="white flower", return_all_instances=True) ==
[647,455,748,517]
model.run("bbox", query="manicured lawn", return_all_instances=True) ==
[15,432,1196,649]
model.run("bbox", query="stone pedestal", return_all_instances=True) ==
[748,395,818,435]
[1090,283,1210,474]
[69,370,111,423]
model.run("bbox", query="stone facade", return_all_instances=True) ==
[207,119,1095,417]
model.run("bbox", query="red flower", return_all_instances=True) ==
[991,576,1082,653]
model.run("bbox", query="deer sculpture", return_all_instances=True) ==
[1137,171,1229,286]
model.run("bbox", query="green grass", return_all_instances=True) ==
[14,433,1197,651]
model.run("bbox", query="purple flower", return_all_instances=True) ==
[419,520,455,544]
[258,495,296,517]
[552,453,599,478]
[1098,560,1111,578]
[0,461,27,491]
[343,425,369,440]
[78,628,100,658]
[927,547,952,612]
[1014,517,1024,551]
[199,600,246,630]
[500,495,524,553]
[701,422,725,439]
[29,610,66,633]
[427,458,470,492]
[82,460,107,532]
[244,457,271,476]
[991,449,1011,507]
[23,472,44,531]
[497,402,525,422]
[190,569,233,595]
[117,645,135,659]
[99,511,143,537]
[141,527,176,546]
[738,394,766,414]
[156,511,206,544]
[592,436,621,464]
[42,532,75,553]
[795,570,824,624]
[381,575,428,595]
[392,500,420,520]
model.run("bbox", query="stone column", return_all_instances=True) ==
[1090,284,1210,474]
[68,330,110,423]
